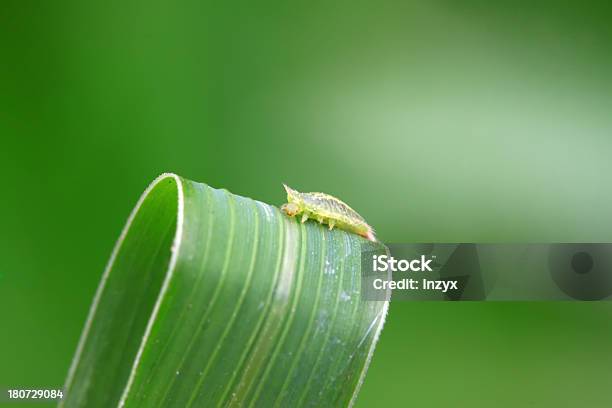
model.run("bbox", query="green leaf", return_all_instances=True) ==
[60,173,388,407]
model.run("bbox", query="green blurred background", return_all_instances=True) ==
[2,1,612,406]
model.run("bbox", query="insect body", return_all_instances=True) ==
[280,184,376,242]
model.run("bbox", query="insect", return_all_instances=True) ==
[280,184,376,242]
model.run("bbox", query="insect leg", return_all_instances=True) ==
[328,220,335,230]
[301,212,309,223]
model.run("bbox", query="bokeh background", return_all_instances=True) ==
[2,1,612,406]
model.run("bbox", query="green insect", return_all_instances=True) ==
[280,184,376,242]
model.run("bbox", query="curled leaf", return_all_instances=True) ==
[61,173,388,407]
